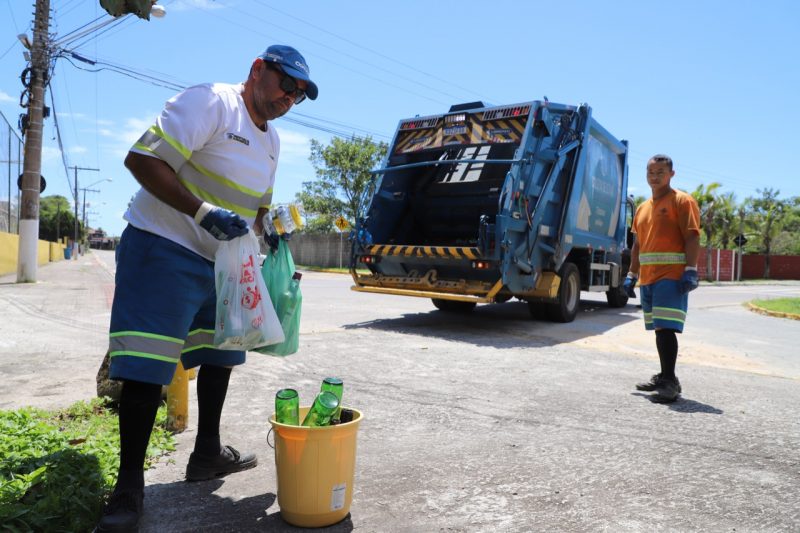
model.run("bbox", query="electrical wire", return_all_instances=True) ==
[0,39,18,61]
[54,14,110,45]
[253,0,493,102]
[47,82,77,202]
[57,49,392,141]
[189,4,453,107]
[239,1,470,103]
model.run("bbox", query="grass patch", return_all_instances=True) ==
[0,397,175,532]
[751,297,800,316]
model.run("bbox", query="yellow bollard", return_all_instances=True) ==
[167,361,189,432]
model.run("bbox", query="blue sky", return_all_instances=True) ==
[1,0,798,237]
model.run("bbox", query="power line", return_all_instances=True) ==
[190,3,454,107]
[57,49,393,141]
[253,0,492,103]
[47,82,76,201]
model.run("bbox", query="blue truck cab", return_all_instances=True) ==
[350,100,633,322]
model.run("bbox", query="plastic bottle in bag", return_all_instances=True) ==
[277,272,302,324]
[266,204,305,236]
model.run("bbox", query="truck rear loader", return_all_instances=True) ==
[350,99,633,323]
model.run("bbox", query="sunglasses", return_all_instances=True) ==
[266,63,307,105]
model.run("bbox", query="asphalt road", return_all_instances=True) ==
[1,251,798,532]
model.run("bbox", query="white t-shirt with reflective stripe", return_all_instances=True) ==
[125,82,279,260]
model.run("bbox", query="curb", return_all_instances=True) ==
[746,302,800,321]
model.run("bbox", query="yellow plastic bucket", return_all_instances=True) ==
[269,406,362,527]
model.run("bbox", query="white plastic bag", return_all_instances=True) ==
[214,230,284,350]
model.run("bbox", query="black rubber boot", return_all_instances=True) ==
[95,488,143,532]
[185,445,257,481]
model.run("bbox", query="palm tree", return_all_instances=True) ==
[691,183,722,280]
[713,192,737,249]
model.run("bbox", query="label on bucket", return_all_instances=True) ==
[330,483,346,511]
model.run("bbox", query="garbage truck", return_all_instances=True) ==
[349,99,633,322]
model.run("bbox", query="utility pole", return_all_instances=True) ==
[69,165,99,259]
[737,207,745,282]
[55,199,61,242]
[17,0,50,282]
[82,187,100,228]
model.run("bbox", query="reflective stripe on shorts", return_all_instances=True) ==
[109,331,184,364]
[640,278,689,333]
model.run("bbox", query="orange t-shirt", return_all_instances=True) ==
[632,189,701,285]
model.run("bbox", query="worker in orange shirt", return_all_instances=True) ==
[624,154,701,403]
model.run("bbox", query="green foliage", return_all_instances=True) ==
[38,195,79,243]
[297,135,388,233]
[751,297,800,316]
[746,188,788,252]
[0,398,175,532]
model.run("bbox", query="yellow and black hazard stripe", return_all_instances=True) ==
[473,118,526,144]
[367,244,481,260]
[394,130,440,153]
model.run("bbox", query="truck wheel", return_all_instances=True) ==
[546,262,580,323]
[605,285,629,308]
[432,299,477,313]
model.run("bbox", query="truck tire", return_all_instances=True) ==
[432,299,477,313]
[605,285,629,308]
[546,262,580,323]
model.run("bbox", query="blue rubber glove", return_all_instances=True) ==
[264,232,280,252]
[680,267,699,294]
[195,202,249,241]
[622,274,637,298]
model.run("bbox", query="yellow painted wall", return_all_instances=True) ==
[0,231,66,276]
[0,232,19,276]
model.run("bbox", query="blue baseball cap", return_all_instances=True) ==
[259,45,318,100]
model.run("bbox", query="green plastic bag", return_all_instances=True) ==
[255,239,301,356]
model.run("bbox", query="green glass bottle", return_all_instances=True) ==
[301,390,339,427]
[275,388,299,426]
[321,377,344,422]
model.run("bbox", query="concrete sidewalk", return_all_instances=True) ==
[2,253,799,532]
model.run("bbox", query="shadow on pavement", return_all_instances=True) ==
[343,299,639,349]
[631,392,724,414]
[140,479,354,532]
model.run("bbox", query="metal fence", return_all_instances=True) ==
[0,110,23,234]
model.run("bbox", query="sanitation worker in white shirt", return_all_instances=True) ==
[97,45,318,532]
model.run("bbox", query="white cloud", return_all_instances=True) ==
[41,146,64,163]
[168,0,227,11]
[56,111,87,120]
[275,127,312,161]
[0,91,13,103]
[68,146,88,155]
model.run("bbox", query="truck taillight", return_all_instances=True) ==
[360,255,379,264]
[472,260,491,270]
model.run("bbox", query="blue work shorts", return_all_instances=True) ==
[108,225,245,385]
[639,279,689,333]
